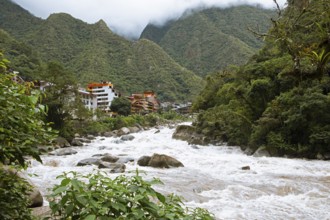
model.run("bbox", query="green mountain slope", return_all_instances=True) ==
[0,0,42,39]
[140,5,275,77]
[0,29,42,80]
[0,0,203,101]
[193,0,330,158]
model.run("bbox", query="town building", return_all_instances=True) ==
[130,91,160,114]
[79,90,98,111]
[79,81,119,111]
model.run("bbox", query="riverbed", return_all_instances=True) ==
[27,125,330,219]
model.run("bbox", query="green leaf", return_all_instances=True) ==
[53,186,67,195]
[65,203,74,215]
[84,215,96,220]
[61,178,71,186]
[156,192,166,203]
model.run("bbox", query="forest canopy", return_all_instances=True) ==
[193,0,330,158]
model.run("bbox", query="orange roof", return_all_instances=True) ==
[88,82,113,88]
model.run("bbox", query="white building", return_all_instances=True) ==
[79,90,98,110]
[79,82,119,111]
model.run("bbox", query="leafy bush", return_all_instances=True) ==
[0,167,34,220]
[110,97,131,116]
[0,55,56,167]
[47,171,214,220]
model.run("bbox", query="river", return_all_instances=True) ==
[26,125,330,219]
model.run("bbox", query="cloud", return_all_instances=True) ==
[12,0,287,39]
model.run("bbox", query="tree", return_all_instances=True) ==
[40,61,84,138]
[0,53,56,167]
[110,97,131,116]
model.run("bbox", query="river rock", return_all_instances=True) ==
[172,125,207,145]
[77,138,92,143]
[101,154,119,163]
[54,137,71,148]
[38,145,54,154]
[98,162,126,173]
[117,127,130,136]
[120,134,135,141]
[27,182,43,208]
[77,158,101,166]
[71,138,83,146]
[253,147,271,157]
[241,166,251,170]
[148,154,184,168]
[86,134,95,140]
[316,153,324,160]
[137,156,151,166]
[129,126,140,133]
[104,131,116,137]
[244,147,255,156]
[49,148,77,156]
[172,125,195,141]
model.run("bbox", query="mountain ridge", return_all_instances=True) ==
[140,5,275,77]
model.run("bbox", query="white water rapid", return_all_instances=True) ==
[27,125,330,219]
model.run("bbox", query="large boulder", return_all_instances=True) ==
[71,138,83,146]
[148,154,184,168]
[172,125,207,145]
[138,154,184,168]
[49,148,77,156]
[77,158,101,166]
[117,127,130,136]
[98,162,126,173]
[129,126,140,133]
[137,156,151,166]
[172,125,195,141]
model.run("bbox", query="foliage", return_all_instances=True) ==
[110,97,131,116]
[193,0,330,157]
[0,29,42,81]
[250,86,330,156]
[0,54,56,166]
[0,167,34,220]
[141,5,275,77]
[72,112,188,136]
[39,61,87,139]
[47,171,214,220]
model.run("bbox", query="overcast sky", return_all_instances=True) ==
[13,0,287,39]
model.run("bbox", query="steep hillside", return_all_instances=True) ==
[141,5,275,77]
[0,29,42,80]
[0,0,204,101]
[192,0,330,158]
[0,0,42,39]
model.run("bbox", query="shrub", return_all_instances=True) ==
[0,167,34,220]
[47,171,214,220]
